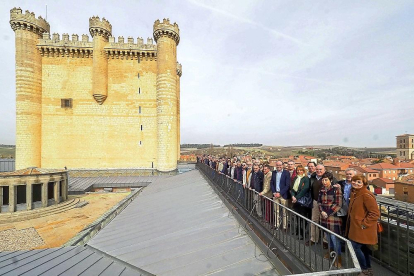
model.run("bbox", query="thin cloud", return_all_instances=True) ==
[197,60,346,87]
[250,68,346,87]
[187,0,307,46]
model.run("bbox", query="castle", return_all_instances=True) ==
[9,8,181,172]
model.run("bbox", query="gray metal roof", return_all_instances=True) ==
[376,195,414,210]
[88,170,279,276]
[0,246,144,276]
[68,164,195,193]
[68,176,164,193]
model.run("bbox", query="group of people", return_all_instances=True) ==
[198,155,380,276]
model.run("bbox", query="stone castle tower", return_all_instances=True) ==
[10,8,181,172]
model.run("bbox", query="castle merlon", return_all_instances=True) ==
[38,33,93,47]
[105,36,157,60]
[89,16,112,38]
[177,62,182,77]
[10,7,50,34]
[37,33,93,58]
[106,36,156,50]
[153,18,180,45]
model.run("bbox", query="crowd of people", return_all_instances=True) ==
[197,155,380,276]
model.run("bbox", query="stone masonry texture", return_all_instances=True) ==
[10,8,181,172]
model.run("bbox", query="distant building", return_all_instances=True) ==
[371,178,394,195]
[392,158,414,176]
[368,163,405,181]
[352,166,380,182]
[323,161,350,180]
[396,134,414,160]
[394,175,414,203]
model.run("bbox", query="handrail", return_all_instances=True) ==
[197,162,361,275]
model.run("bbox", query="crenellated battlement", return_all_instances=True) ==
[10,7,50,35]
[176,62,182,77]
[40,33,92,44]
[89,16,112,38]
[10,7,181,171]
[105,36,157,60]
[107,36,156,49]
[153,18,180,45]
[37,32,93,58]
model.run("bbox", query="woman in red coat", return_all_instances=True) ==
[345,175,380,276]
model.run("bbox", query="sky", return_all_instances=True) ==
[0,0,413,147]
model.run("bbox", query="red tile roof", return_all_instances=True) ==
[376,178,394,184]
[323,161,350,171]
[351,166,378,174]
[400,174,414,183]
[368,163,402,170]
[372,178,395,188]
[396,162,414,169]
[339,156,355,159]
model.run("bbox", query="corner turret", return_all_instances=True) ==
[10,8,48,169]
[89,16,112,38]
[10,7,50,35]
[153,18,180,45]
[154,19,180,171]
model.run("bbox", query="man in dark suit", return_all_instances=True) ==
[250,164,264,217]
[270,161,291,229]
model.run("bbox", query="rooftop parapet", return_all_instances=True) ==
[105,36,157,61]
[153,18,180,45]
[37,33,93,58]
[89,16,112,38]
[38,33,93,48]
[105,36,157,51]
[176,62,182,77]
[10,7,50,34]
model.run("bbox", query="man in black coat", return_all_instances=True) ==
[250,164,264,217]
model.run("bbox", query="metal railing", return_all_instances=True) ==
[197,162,360,275]
[375,197,414,275]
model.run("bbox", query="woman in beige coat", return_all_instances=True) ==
[260,165,273,224]
[345,175,380,276]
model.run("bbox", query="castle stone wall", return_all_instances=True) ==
[11,8,181,171]
[40,55,159,169]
